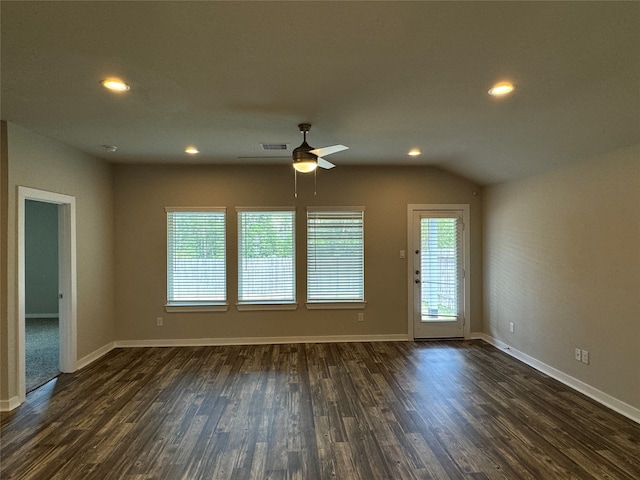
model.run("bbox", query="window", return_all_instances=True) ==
[237,208,296,307]
[420,213,462,320]
[307,208,365,306]
[166,208,227,311]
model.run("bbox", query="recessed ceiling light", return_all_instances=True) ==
[185,146,199,154]
[408,149,421,156]
[101,78,130,92]
[488,82,515,97]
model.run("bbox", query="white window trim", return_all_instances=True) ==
[306,206,366,213]
[236,302,298,312]
[165,206,228,311]
[236,206,296,212]
[165,303,229,313]
[165,206,227,213]
[306,301,367,310]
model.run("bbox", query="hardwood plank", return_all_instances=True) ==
[1,341,639,480]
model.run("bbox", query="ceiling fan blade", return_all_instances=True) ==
[309,144,348,157]
[317,157,335,169]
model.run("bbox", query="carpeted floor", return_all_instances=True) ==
[25,317,59,392]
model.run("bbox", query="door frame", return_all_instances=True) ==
[407,204,471,340]
[18,186,77,403]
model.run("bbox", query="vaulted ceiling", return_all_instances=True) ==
[2,1,638,185]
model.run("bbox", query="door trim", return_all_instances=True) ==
[407,204,471,340]
[18,187,77,403]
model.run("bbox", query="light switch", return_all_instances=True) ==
[400,250,406,258]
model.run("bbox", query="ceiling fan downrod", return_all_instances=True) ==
[292,124,317,173]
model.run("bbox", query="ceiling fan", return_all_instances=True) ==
[292,123,348,173]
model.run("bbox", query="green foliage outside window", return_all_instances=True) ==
[421,218,456,249]
[173,213,225,259]
[240,212,293,258]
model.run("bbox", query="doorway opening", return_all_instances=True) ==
[25,200,60,391]
[17,187,77,403]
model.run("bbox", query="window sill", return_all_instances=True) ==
[236,302,298,312]
[306,301,367,310]
[165,303,229,313]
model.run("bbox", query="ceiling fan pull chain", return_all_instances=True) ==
[314,169,317,196]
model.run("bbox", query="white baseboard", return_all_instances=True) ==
[115,333,409,348]
[0,396,21,412]
[25,313,58,319]
[474,332,640,424]
[77,341,116,370]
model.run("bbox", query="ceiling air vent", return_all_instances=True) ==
[260,143,289,151]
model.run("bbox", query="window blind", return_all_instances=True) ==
[420,212,462,319]
[166,208,226,304]
[307,209,364,302]
[238,209,295,303]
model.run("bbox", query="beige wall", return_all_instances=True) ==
[114,164,483,341]
[483,144,640,409]
[25,201,59,315]
[1,123,116,403]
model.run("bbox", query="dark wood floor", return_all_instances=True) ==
[1,340,639,479]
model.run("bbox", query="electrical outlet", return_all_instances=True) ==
[156,317,163,327]
[509,322,515,333]
[581,350,589,364]
[358,313,364,322]
[574,348,582,361]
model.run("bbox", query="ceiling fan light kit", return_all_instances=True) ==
[292,125,318,173]
[292,124,318,173]
[292,160,318,173]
